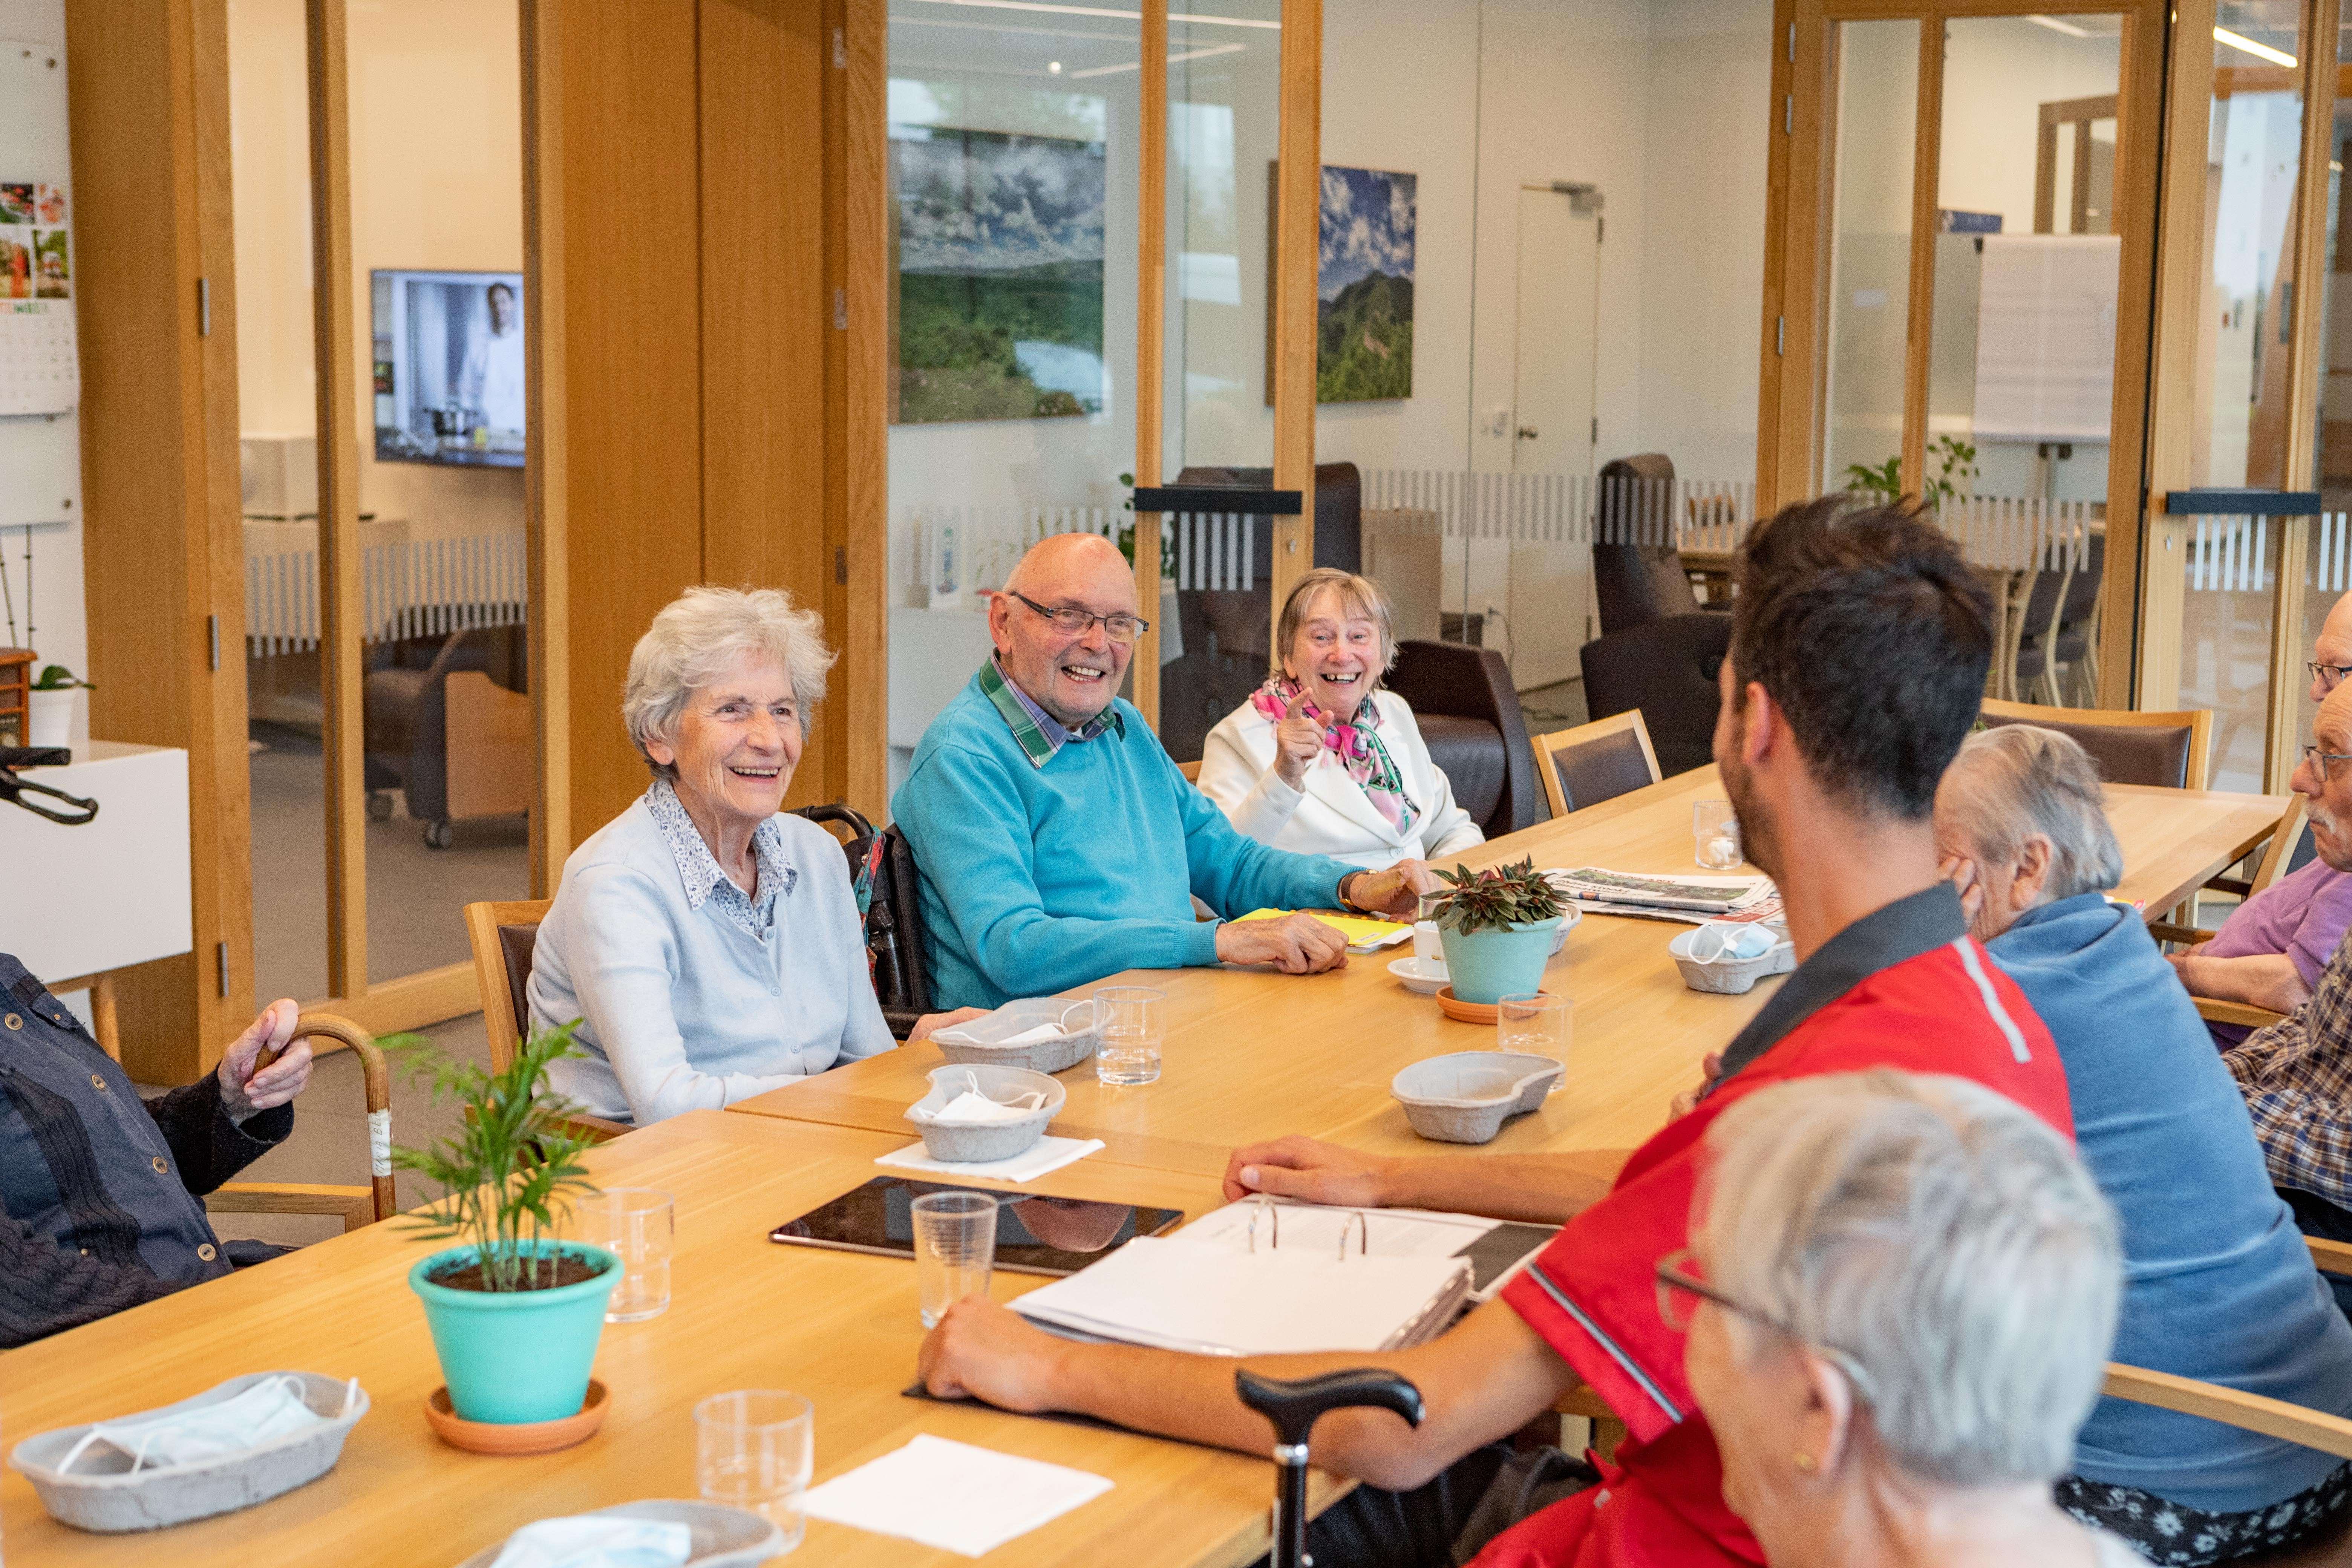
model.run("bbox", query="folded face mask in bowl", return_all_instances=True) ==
[488,1514,693,1568]
[55,1374,345,1474]
[1685,922,1777,964]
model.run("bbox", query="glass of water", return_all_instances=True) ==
[1093,985,1165,1085]
[575,1187,674,1322]
[911,1190,999,1328]
[1693,800,1742,870]
[1496,992,1571,1093]
[695,1390,814,1550]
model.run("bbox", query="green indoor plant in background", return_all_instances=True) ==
[1426,858,1568,1005]
[389,1018,619,1425]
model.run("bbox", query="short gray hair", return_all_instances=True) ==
[1698,1070,2120,1488]
[1937,726,2124,900]
[622,586,835,779]
[1274,569,1399,680]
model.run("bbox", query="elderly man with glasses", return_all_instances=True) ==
[2226,680,2352,1257]
[893,531,1433,1011]
[2174,592,2352,1039]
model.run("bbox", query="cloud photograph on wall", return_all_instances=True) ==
[1316,165,1415,403]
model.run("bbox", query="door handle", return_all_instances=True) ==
[1516,426,1539,440]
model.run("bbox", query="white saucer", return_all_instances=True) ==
[1389,956,1450,995]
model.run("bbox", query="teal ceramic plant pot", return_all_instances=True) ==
[409,1241,620,1424]
[1439,917,1564,1006]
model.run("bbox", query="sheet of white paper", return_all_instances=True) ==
[875,1136,1104,1183]
[802,1434,1113,1557]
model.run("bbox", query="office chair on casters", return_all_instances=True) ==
[1237,1368,1425,1568]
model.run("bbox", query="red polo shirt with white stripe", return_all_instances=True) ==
[1471,883,2073,1568]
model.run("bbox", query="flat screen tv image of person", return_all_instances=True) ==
[372,269,526,468]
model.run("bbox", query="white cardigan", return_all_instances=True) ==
[1195,688,1486,870]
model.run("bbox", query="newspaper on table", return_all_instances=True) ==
[1548,868,1784,927]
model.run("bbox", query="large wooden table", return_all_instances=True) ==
[734,767,2291,1179]
[0,1112,1329,1568]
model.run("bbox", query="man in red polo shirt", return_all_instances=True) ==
[916,497,2073,1568]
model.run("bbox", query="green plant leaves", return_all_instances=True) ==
[1422,856,1565,936]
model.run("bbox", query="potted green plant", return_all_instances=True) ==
[391,1019,618,1425]
[1426,858,1567,1005]
[27,663,93,750]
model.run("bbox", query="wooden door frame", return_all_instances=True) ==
[1758,0,2167,714]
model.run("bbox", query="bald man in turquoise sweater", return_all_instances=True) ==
[895,533,1434,1011]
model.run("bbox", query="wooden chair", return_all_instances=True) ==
[206,1012,398,1232]
[2149,796,2310,1031]
[1978,698,2214,791]
[1179,759,1202,782]
[463,898,629,1144]
[1533,710,1662,819]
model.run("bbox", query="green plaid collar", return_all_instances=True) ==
[978,655,1125,768]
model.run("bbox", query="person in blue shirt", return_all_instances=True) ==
[1937,722,2352,1563]
[894,532,1433,1011]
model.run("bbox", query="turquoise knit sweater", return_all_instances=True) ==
[893,670,1358,1009]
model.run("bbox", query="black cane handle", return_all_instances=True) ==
[0,770,98,825]
[1235,1368,1425,1455]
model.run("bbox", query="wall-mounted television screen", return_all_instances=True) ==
[372,269,525,469]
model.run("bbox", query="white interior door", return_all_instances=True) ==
[1503,186,1602,691]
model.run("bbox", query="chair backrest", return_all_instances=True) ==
[2058,535,2104,624]
[1977,699,2213,790]
[1579,612,1730,779]
[1386,639,1543,833]
[464,898,552,1072]
[1593,455,1698,636]
[1534,710,1662,817]
[2254,796,2315,897]
[1179,759,1202,782]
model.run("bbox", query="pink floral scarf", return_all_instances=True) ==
[1249,675,1419,836]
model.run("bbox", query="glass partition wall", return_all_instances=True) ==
[227,0,531,1024]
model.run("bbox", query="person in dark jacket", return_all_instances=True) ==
[0,953,314,1347]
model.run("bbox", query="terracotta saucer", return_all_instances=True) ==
[1435,986,1556,1025]
[426,1379,609,1455]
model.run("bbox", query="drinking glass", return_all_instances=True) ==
[695,1390,814,1550]
[1692,800,1742,870]
[1496,992,1571,1093]
[575,1187,674,1322]
[1093,984,1165,1085]
[911,1191,999,1328]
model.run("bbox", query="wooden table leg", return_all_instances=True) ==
[46,970,121,1062]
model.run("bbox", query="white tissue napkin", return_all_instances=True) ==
[1687,922,1776,962]
[802,1433,1113,1556]
[930,1089,1038,1125]
[992,1021,1068,1045]
[487,1514,692,1568]
[877,1136,1104,1182]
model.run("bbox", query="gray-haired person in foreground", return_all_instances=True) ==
[1675,1069,2137,1568]
[528,585,978,1125]
[1936,725,2352,1561]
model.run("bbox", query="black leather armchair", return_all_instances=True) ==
[1578,613,1730,779]
[1386,638,1545,836]
[1592,453,1723,635]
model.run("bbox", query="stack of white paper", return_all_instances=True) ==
[1009,1234,1471,1356]
[802,1434,1114,1556]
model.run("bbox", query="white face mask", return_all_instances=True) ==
[57,1374,345,1474]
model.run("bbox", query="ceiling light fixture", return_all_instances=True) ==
[2213,24,2297,66]
[2024,14,2093,37]
[1069,40,1246,75]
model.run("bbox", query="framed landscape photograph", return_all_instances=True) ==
[1265,164,1417,403]
[890,126,1107,424]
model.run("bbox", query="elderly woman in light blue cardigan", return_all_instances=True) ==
[529,586,976,1125]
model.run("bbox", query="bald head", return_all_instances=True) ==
[989,531,1141,727]
[2314,592,2352,701]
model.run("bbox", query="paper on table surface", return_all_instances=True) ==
[876,1136,1104,1183]
[1233,908,1413,949]
[802,1433,1113,1557]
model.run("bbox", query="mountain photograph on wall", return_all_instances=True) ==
[1317,165,1415,403]
[890,126,1107,424]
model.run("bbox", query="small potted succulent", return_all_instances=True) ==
[1426,858,1567,1004]
[27,663,93,750]
[392,1019,617,1426]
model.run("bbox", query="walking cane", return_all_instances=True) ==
[1236,1367,1425,1568]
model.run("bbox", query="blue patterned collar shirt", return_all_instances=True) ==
[643,777,798,941]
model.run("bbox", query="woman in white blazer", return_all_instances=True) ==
[1195,568,1486,870]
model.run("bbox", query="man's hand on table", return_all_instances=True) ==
[1668,1050,1724,1120]
[919,1297,1070,1412]
[1340,858,1439,919]
[1223,1135,1398,1207]
[1215,912,1351,973]
[908,1006,991,1043]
